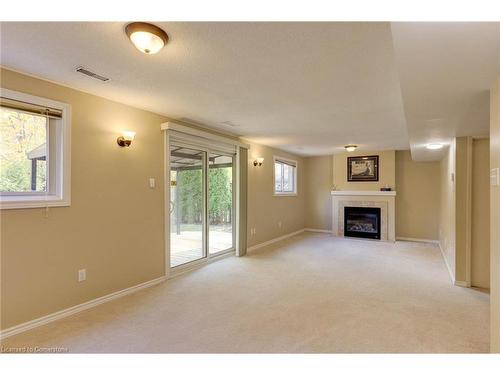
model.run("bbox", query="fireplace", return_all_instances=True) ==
[344,206,381,240]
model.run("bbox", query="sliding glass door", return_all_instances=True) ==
[208,153,234,255]
[169,143,235,268]
[169,145,206,267]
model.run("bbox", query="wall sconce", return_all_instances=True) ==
[117,131,136,147]
[253,157,264,167]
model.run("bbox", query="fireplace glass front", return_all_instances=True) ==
[344,206,381,240]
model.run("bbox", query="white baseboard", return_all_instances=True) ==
[396,236,439,244]
[304,228,333,233]
[0,276,167,340]
[247,229,305,253]
[436,243,470,288]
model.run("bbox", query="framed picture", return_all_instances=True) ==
[347,155,379,182]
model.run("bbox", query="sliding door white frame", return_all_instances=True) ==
[169,140,208,269]
[161,122,248,278]
[207,149,237,257]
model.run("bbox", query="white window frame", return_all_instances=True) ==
[0,88,71,209]
[273,156,298,196]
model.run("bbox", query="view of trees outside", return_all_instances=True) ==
[0,108,47,192]
[208,166,232,226]
[175,168,203,225]
[175,165,232,226]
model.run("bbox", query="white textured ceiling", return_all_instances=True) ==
[0,22,409,156]
[391,22,500,161]
[0,22,498,159]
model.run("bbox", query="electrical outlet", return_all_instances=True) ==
[278,221,282,229]
[78,269,86,282]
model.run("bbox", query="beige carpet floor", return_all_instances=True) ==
[1,232,490,353]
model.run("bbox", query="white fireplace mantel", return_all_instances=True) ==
[331,190,396,196]
[331,190,396,242]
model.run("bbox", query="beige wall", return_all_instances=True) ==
[332,150,395,191]
[395,150,440,240]
[490,76,500,353]
[438,136,491,289]
[245,142,305,247]
[455,136,471,283]
[0,68,307,330]
[306,150,442,238]
[304,156,333,231]
[471,138,490,289]
[439,140,456,280]
[1,68,168,329]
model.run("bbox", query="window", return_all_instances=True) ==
[274,156,297,195]
[0,89,71,209]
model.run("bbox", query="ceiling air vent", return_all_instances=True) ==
[76,67,110,82]
[220,121,238,127]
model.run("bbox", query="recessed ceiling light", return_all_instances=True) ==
[426,143,444,150]
[126,22,169,54]
[344,144,357,152]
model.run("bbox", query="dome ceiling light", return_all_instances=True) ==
[125,22,169,55]
[426,143,444,150]
[344,145,358,152]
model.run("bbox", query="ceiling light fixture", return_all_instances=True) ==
[426,143,444,150]
[125,22,169,55]
[344,145,357,152]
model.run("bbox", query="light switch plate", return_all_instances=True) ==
[78,269,86,282]
[491,168,500,186]
[149,177,156,188]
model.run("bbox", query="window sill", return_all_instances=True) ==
[0,195,70,210]
[273,193,298,197]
